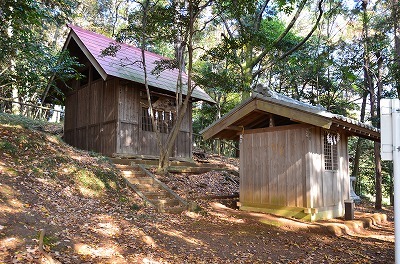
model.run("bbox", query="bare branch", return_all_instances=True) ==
[273,0,307,47]
[277,0,324,61]
[255,0,271,29]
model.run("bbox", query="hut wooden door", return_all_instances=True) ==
[322,131,341,207]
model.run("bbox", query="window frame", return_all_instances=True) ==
[323,130,339,171]
[141,107,174,134]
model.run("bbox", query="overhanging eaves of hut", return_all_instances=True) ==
[201,91,379,142]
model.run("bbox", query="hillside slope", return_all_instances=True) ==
[0,115,394,264]
[0,121,146,263]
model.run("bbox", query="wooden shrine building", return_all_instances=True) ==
[201,86,380,221]
[59,25,214,158]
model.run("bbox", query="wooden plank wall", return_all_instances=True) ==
[240,125,308,208]
[101,78,117,155]
[64,66,193,158]
[307,128,349,213]
[175,102,192,158]
[87,79,102,153]
[306,127,323,209]
[117,83,139,154]
[63,67,118,156]
[64,89,77,146]
[135,98,192,158]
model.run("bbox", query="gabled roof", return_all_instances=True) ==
[63,24,215,103]
[201,91,380,142]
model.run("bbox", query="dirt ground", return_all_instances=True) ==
[0,168,394,264]
[0,124,395,263]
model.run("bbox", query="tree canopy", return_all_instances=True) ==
[1,0,399,205]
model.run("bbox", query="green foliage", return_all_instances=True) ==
[348,138,392,202]
[0,113,63,130]
[116,0,175,55]
[0,0,81,107]
[0,141,17,155]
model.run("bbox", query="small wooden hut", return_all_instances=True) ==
[59,25,214,158]
[201,87,380,221]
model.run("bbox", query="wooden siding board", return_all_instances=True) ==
[342,135,350,201]
[276,131,285,205]
[90,80,102,125]
[64,130,74,147]
[64,92,77,131]
[119,83,139,122]
[268,132,277,205]
[101,122,116,155]
[239,136,244,204]
[300,128,308,208]
[241,134,253,204]
[103,79,117,122]
[287,130,296,207]
[253,133,261,204]
[260,133,269,205]
[88,125,101,152]
[176,131,190,158]
[77,86,89,128]
[76,127,87,150]
[119,122,139,154]
[240,126,317,209]
[189,103,193,158]
[239,123,350,220]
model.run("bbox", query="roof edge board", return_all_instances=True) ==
[68,30,109,81]
[254,98,333,129]
[201,99,257,140]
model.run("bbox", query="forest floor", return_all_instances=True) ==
[0,115,395,263]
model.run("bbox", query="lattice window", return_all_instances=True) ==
[141,107,174,133]
[323,131,339,171]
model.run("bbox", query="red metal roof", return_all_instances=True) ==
[65,24,215,103]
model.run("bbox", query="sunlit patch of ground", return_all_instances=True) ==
[0,122,394,263]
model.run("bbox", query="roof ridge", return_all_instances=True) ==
[67,24,173,62]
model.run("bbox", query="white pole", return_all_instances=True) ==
[393,99,400,264]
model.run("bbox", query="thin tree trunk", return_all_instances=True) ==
[158,0,189,172]
[352,91,368,193]
[362,0,382,209]
[374,51,384,209]
[393,0,400,97]
[139,0,163,161]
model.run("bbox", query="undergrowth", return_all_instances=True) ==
[0,113,127,199]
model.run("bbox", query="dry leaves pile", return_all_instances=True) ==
[0,123,395,263]
[156,171,239,199]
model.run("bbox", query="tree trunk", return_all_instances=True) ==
[158,0,196,173]
[374,51,383,209]
[139,0,163,165]
[374,142,383,209]
[362,0,383,209]
[352,91,368,193]
[12,88,20,115]
[393,0,400,97]
[390,163,394,205]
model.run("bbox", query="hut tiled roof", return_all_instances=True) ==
[65,24,215,103]
[252,90,379,133]
[201,89,380,141]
